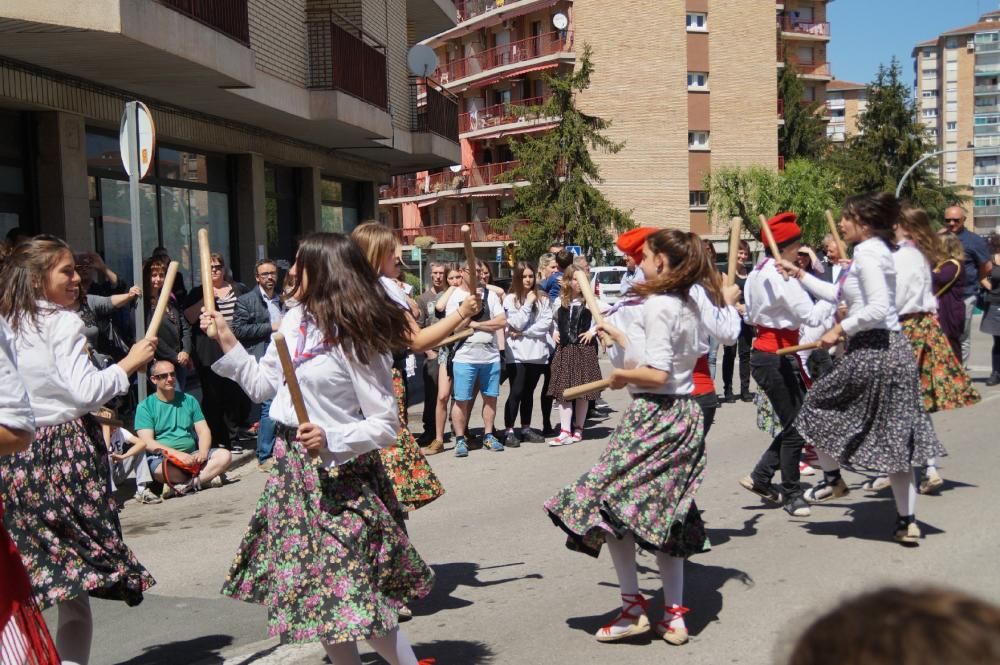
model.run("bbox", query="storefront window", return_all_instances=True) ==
[319,176,359,234]
[99,179,159,283]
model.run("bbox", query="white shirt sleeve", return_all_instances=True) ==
[643,297,676,374]
[0,319,34,434]
[320,351,398,467]
[504,294,529,331]
[690,284,740,346]
[51,312,129,411]
[523,298,554,338]
[839,248,892,336]
[799,271,840,304]
[213,342,281,404]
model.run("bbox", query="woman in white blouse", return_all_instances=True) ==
[780,193,946,545]
[0,235,156,665]
[201,232,433,665]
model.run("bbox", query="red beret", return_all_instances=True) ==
[766,212,801,246]
[616,227,658,262]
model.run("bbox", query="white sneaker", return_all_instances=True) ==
[133,487,163,504]
[548,432,574,447]
[799,461,817,476]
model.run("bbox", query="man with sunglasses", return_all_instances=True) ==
[942,206,994,366]
[135,360,232,497]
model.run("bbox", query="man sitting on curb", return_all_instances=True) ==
[135,360,232,497]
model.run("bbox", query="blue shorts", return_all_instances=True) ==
[452,361,501,401]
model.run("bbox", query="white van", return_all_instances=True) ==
[590,266,628,305]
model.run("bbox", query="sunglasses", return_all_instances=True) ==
[210,265,224,272]
[151,371,176,380]
[944,218,963,223]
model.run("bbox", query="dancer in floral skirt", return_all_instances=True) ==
[203,233,437,665]
[0,236,156,665]
[545,229,719,648]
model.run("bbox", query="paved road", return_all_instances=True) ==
[59,330,1000,665]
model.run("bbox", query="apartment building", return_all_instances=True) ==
[913,10,1000,234]
[0,0,459,285]
[379,0,831,265]
[825,79,867,143]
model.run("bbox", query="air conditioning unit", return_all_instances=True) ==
[968,40,976,51]
[501,19,515,30]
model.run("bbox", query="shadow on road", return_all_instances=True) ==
[705,514,763,546]
[413,561,544,615]
[797,498,946,543]
[361,639,495,664]
[114,634,234,664]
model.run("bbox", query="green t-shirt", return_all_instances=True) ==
[134,391,205,454]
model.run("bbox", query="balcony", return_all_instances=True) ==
[778,98,785,118]
[307,10,388,109]
[435,31,573,89]
[458,95,556,137]
[976,41,1000,54]
[787,59,832,78]
[411,77,459,142]
[974,205,1000,217]
[394,220,528,245]
[975,124,1000,136]
[975,63,1000,76]
[777,16,831,39]
[974,184,1000,195]
[455,0,516,23]
[976,83,1000,95]
[380,160,523,201]
[826,98,845,110]
[158,0,249,44]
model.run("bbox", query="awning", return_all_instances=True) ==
[417,198,439,208]
[472,62,560,89]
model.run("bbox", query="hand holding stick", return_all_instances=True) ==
[563,378,613,401]
[573,270,612,346]
[775,341,822,356]
[461,225,478,294]
[825,210,849,261]
[726,217,743,285]
[758,214,787,281]
[433,328,474,349]
[145,261,179,340]
[273,333,319,460]
[198,229,217,337]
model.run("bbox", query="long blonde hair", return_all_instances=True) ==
[941,233,966,263]
[350,221,397,274]
[898,206,948,266]
[558,264,584,308]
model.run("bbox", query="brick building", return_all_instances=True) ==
[825,79,867,143]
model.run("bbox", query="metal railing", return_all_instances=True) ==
[976,41,1000,53]
[379,160,522,199]
[785,58,832,77]
[973,205,1000,217]
[458,95,552,134]
[454,0,535,23]
[777,16,830,37]
[411,77,459,141]
[975,124,1000,136]
[435,31,572,83]
[158,0,249,44]
[975,83,1000,94]
[306,9,388,109]
[973,184,1000,195]
[393,220,529,245]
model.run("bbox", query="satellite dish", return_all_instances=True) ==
[552,12,568,30]
[449,164,463,173]
[407,44,439,77]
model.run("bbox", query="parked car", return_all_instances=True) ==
[590,266,628,305]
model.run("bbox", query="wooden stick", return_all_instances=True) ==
[758,214,782,261]
[563,378,613,401]
[433,328,473,349]
[825,209,848,260]
[145,261,179,340]
[461,224,478,294]
[775,341,822,356]
[272,333,318,460]
[573,269,612,346]
[726,217,743,284]
[197,228,217,337]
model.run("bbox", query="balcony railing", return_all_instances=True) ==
[826,98,845,110]
[158,0,249,44]
[974,184,1000,195]
[974,205,1000,217]
[778,98,784,118]
[306,9,388,109]
[777,17,830,37]
[975,63,1000,76]
[393,220,529,245]
[435,31,573,84]
[411,77,459,141]
[975,124,1000,136]
[454,0,532,23]
[458,95,552,134]
[786,58,832,77]
[380,160,522,199]
[975,83,1000,94]
[977,41,1000,53]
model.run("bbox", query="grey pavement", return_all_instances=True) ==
[57,328,1000,665]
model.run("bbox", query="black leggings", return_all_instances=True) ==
[539,360,554,431]
[722,322,754,393]
[993,336,1000,375]
[504,362,545,429]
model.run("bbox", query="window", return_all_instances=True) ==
[685,12,706,31]
[946,163,958,174]
[688,131,710,150]
[922,69,938,78]
[946,101,958,112]
[922,108,938,118]
[946,37,959,49]
[923,49,935,58]
[947,121,958,131]
[687,72,709,91]
[922,90,939,97]
[689,191,709,209]
[975,175,1000,187]
[319,177,360,233]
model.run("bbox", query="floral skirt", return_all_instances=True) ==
[754,391,780,438]
[221,436,434,645]
[547,345,604,401]
[795,330,946,474]
[0,418,154,609]
[901,313,980,413]
[377,370,444,512]
[544,394,708,558]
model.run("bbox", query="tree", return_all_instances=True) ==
[703,165,780,231]
[778,59,828,160]
[829,58,967,218]
[774,158,841,247]
[497,45,634,262]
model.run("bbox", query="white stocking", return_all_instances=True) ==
[889,470,917,517]
[573,398,588,431]
[366,628,419,665]
[605,533,640,597]
[56,594,92,665]
[655,553,686,630]
[558,400,573,433]
[814,448,840,474]
[321,640,362,665]
[2,618,29,665]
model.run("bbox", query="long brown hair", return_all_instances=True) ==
[842,191,899,248]
[351,221,397,275]
[898,206,948,266]
[510,261,543,307]
[294,233,409,364]
[634,230,720,303]
[0,235,72,333]
[143,256,169,307]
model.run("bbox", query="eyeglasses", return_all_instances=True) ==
[944,218,963,223]
[210,265,224,272]
[151,371,176,380]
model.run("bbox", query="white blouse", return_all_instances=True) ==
[745,259,821,331]
[689,283,741,353]
[503,293,554,364]
[7,304,128,427]
[893,242,938,316]
[800,237,900,335]
[0,317,34,434]
[212,305,398,468]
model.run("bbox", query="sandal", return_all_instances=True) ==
[594,593,651,642]
[656,605,690,645]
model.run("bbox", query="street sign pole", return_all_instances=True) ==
[125,101,147,401]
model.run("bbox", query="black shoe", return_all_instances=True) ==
[230,445,245,454]
[722,390,737,403]
[504,431,521,448]
[987,373,1000,387]
[520,429,545,444]
[542,425,559,438]
[740,392,755,403]
[783,495,811,517]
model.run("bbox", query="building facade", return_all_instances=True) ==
[379,0,832,266]
[825,79,866,143]
[914,10,1000,234]
[0,0,460,285]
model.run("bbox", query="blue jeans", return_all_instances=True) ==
[257,399,277,463]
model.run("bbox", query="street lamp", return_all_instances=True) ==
[895,144,978,198]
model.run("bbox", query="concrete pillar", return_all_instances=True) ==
[34,111,91,249]
[233,153,267,284]
[297,166,321,234]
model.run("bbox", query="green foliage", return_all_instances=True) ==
[778,61,828,160]
[774,158,841,247]
[703,165,780,228]
[401,270,422,295]
[497,44,634,263]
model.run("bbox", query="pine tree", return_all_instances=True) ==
[497,45,634,262]
[778,58,828,160]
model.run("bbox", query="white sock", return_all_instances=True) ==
[655,553,686,629]
[321,640,362,665]
[56,594,92,665]
[2,618,29,665]
[558,401,573,433]
[573,398,588,431]
[366,628,419,665]
[605,533,640,597]
[889,470,917,517]
[925,458,938,474]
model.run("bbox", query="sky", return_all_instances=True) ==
[828,0,994,85]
